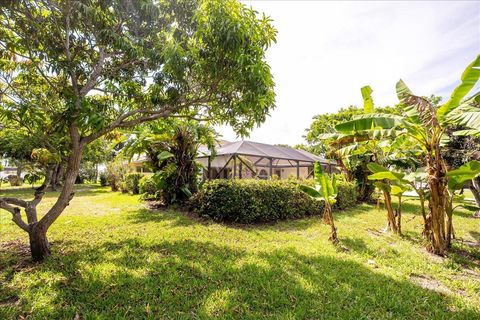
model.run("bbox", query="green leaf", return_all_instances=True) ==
[368,171,401,181]
[158,151,174,162]
[453,129,480,137]
[437,55,480,120]
[447,93,480,130]
[391,185,405,196]
[361,85,374,114]
[374,181,391,193]
[298,184,321,198]
[180,186,192,197]
[367,162,389,173]
[447,160,480,190]
[335,115,401,132]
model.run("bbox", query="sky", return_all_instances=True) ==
[217,0,480,146]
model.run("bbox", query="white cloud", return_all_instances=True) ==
[218,1,480,146]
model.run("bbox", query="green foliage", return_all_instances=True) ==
[124,173,143,195]
[106,161,127,192]
[124,121,215,204]
[437,55,480,120]
[191,179,324,223]
[447,160,480,190]
[1,186,480,318]
[138,176,158,200]
[367,163,410,196]
[192,178,357,223]
[77,163,98,184]
[299,162,338,205]
[23,166,43,188]
[302,178,357,211]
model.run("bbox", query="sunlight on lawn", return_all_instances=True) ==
[1,185,479,319]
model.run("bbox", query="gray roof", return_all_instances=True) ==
[199,140,332,164]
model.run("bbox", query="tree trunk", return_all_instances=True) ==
[16,164,23,178]
[470,177,480,217]
[397,196,402,236]
[323,203,338,245]
[29,223,51,262]
[426,150,447,255]
[383,191,398,234]
[417,190,428,237]
[445,193,454,248]
[28,139,84,261]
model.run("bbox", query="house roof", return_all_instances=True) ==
[198,140,332,164]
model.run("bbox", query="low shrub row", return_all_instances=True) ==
[190,179,357,223]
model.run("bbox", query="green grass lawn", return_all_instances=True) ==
[1,185,479,319]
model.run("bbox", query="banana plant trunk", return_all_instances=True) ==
[383,191,398,234]
[426,149,448,255]
[396,195,402,235]
[324,202,338,245]
[445,193,454,248]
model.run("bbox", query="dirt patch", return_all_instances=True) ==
[366,228,383,237]
[409,274,452,295]
[0,240,30,257]
[420,248,446,264]
[452,268,480,281]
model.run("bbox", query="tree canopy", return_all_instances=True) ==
[0,0,277,261]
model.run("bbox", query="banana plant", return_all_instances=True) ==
[404,168,429,232]
[367,163,411,235]
[299,161,339,244]
[334,55,480,255]
[445,161,480,243]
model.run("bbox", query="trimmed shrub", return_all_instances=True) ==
[191,179,357,223]
[190,179,324,223]
[334,180,357,210]
[124,173,143,194]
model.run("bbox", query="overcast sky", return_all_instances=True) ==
[217,0,480,146]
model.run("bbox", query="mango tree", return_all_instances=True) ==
[299,162,339,244]
[0,0,276,261]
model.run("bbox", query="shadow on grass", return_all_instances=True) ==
[1,238,478,319]
[470,231,480,242]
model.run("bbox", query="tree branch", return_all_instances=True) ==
[0,200,29,232]
[79,47,106,97]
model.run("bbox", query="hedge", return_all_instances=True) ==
[190,179,357,223]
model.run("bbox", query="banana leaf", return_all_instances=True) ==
[437,55,480,120]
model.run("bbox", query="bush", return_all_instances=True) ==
[139,175,158,199]
[77,162,97,184]
[99,172,108,186]
[120,181,129,193]
[191,178,358,224]
[7,175,23,186]
[190,179,324,223]
[106,161,126,191]
[334,180,357,210]
[124,173,143,194]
